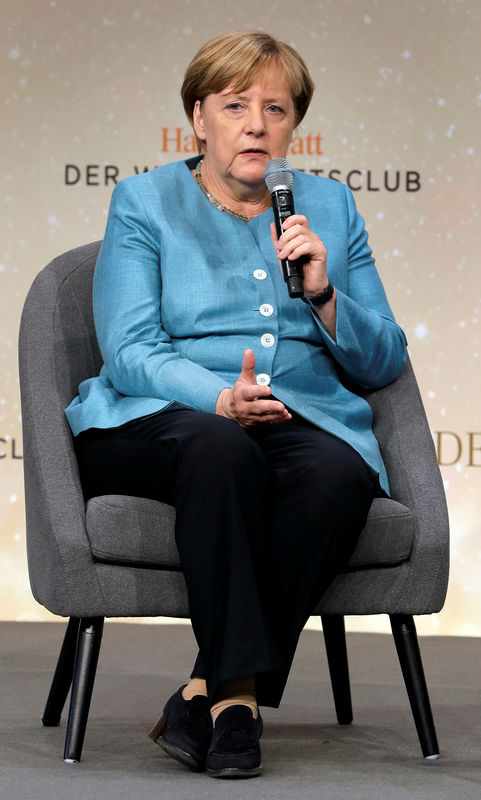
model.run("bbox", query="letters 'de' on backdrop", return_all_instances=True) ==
[1,0,480,635]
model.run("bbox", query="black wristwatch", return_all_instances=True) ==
[303,281,334,308]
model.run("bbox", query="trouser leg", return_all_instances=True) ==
[191,417,375,706]
[245,416,376,707]
[74,409,284,704]
[166,412,285,702]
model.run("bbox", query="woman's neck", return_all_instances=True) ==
[193,156,271,220]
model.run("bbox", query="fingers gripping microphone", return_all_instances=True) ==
[264,158,304,298]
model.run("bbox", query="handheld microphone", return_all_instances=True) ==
[264,158,304,298]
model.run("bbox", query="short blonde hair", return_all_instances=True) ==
[181,30,315,152]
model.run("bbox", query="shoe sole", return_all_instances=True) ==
[207,765,262,778]
[156,736,204,772]
[148,716,204,772]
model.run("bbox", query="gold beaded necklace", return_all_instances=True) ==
[194,157,249,223]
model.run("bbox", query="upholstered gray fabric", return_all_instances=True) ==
[86,495,179,569]
[86,495,413,572]
[19,241,449,621]
[315,357,450,616]
[345,498,413,570]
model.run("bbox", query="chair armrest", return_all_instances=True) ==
[365,356,449,612]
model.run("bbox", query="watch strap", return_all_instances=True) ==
[304,281,334,308]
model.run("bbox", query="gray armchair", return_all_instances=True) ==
[18,241,449,763]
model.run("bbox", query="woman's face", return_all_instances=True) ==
[193,66,296,195]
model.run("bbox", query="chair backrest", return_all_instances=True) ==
[35,241,102,407]
[19,239,103,451]
[19,242,105,609]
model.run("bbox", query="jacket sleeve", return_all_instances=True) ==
[93,179,229,412]
[309,183,407,388]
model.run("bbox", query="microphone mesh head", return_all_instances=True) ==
[264,158,294,193]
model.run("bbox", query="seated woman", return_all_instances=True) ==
[67,30,407,779]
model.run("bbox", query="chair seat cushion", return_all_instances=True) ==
[86,495,178,569]
[86,495,413,571]
[343,496,413,570]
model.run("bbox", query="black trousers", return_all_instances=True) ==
[74,408,376,708]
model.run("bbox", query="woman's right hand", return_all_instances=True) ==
[216,349,291,427]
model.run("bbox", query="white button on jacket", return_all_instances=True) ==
[253,269,267,280]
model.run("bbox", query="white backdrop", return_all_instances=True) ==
[1,0,480,635]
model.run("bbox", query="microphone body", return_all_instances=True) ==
[265,158,304,298]
[270,188,304,298]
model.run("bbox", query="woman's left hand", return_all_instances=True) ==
[270,215,329,296]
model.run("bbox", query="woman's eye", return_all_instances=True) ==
[227,102,243,111]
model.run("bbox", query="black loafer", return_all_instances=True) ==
[148,686,212,772]
[206,704,263,778]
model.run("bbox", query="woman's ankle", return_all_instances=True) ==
[181,677,208,700]
[211,697,258,724]
[210,674,258,723]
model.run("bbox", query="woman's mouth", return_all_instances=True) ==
[240,149,267,157]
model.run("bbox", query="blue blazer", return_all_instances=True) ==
[65,157,407,494]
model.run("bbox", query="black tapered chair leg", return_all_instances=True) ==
[63,617,104,763]
[42,616,81,726]
[390,614,440,759]
[321,614,353,724]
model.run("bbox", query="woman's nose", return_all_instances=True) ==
[245,107,265,136]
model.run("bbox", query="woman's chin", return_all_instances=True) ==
[233,162,269,187]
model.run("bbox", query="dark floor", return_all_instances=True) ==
[1,621,480,799]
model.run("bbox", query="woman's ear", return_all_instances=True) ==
[193,100,205,143]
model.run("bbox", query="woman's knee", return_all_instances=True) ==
[271,446,374,542]
[178,412,266,478]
